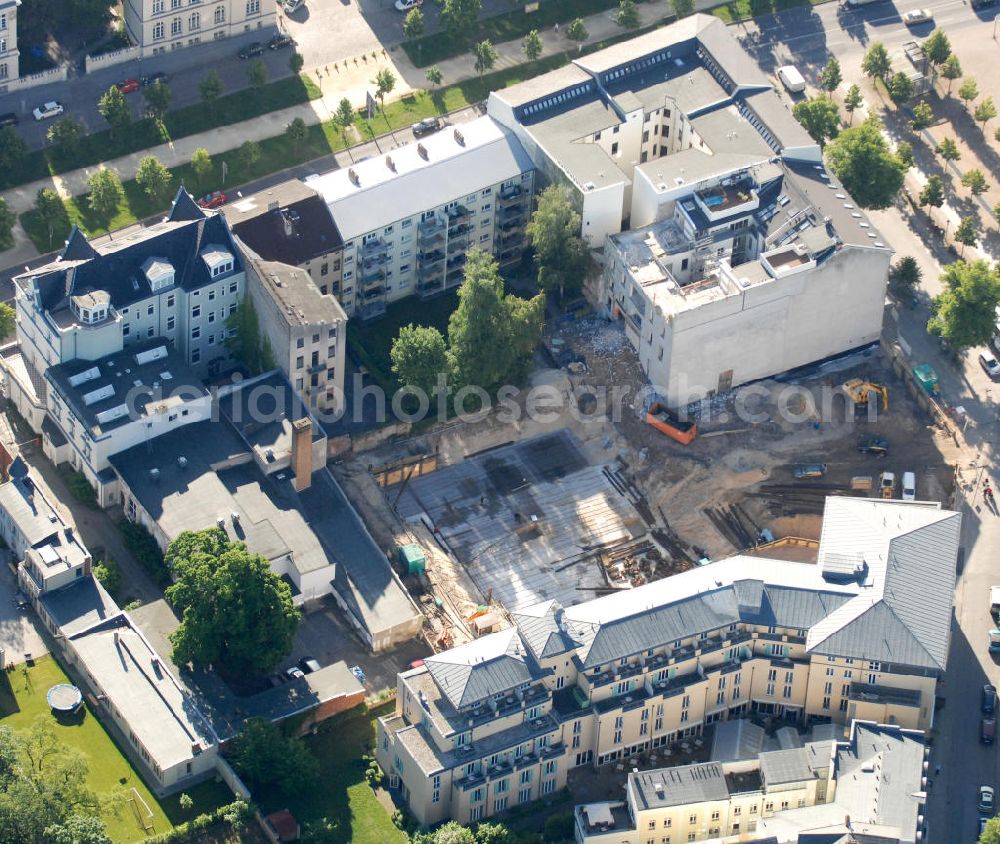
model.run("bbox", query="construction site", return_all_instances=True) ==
[333,316,961,655]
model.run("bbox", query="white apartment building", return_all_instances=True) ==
[602,158,891,406]
[306,116,535,320]
[488,15,820,248]
[576,720,926,844]
[377,497,958,827]
[0,0,20,85]
[123,0,275,57]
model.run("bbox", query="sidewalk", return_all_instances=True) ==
[0,1,696,265]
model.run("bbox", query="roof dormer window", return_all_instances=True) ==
[200,245,235,278]
[142,256,175,292]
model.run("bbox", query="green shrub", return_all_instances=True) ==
[93,558,122,597]
[65,470,97,506]
[118,519,170,586]
[542,813,575,843]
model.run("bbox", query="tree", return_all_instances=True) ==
[671,0,695,18]
[895,140,914,170]
[135,155,172,202]
[34,188,69,248]
[566,18,589,51]
[289,51,304,74]
[615,0,640,29]
[928,259,1000,348]
[474,822,514,844]
[819,57,842,93]
[391,324,448,400]
[0,125,27,173]
[825,118,906,210]
[918,175,945,208]
[888,256,922,300]
[372,67,396,114]
[974,96,997,131]
[861,42,891,83]
[166,528,299,676]
[191,147,213,183]
[959,77,979,110]
[47,117,84,157]
[980,815,1000,844]
[45,814,112,844]
[97,85,131,137]
[527,185,591,300]
[335,97,355,145]
[953,216,980,255]
[199,70,224,104]
[433,822,476,844]
[911,100,933,130]
[941,53,962,95]
[792,97,840,147]
[403,8,425,51]
[425,65,443,89]
[440,0,481,41]
[239,140,261,171]
[936,137,961,162]
[922,29,951,66]
[142,80,172,121]
[0,199,14,250]
[844,84,863,126]
[86,169,124,232]
[962,168,990,196]
[522,29,543,62]
[285,116,308,151]
[888,71,914,104]
[230,717,319,796]
[247,59,268,89]
[178,793,194,814]
[225,295,273,374]
[471,40,497,78]
[448,249,545,393]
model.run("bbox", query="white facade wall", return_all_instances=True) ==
[123,0,275,58]
[0,0,19,87]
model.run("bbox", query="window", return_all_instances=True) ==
[153,0,164,10]
[520,770,532,784]
[822,696,831,709]
[208,334,215,345]
[296,337,305,349]
[229,281,238,294]
[868,673,877,685]
[167,294,175,307]
[147,304,155,316]
[826,667,834,676]
[246,0,260,12]
[869,661,881,671]
[153,21,165,38]
[214,5,225,22]
[192,349,201,363]
[189,11,200,29]
[208,312,216,323]
[541,779,555,795]
[472,788,484,803]
[192,326,201,339]
[123,324,131,337]
[167,316,175,330]
[519,788,531,804]
[208,289,216,301]
[146,326,155,338]
[192,305,201,318]
[611,142,619,155]
[296,356,304,370]
[171,16,181,34]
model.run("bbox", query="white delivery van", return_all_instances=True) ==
[777,65,806,94]
[902,471,916,501]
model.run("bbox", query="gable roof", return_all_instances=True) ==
[510,600,577,660]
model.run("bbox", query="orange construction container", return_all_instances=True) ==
[645,402,697,445]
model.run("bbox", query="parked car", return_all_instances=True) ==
[395,0,422,10]
[269,33,294,50]
[141,72,169,87]
[983,717,996,744]
[984,684,996,714]
[980,350,1000,379]
[32,101,64,121]
[972,0,998,10]
[115,78,140,94]
[285,666,305,681]
[238,42,264,59]
[858,435,889,456]
[350,665,366,685]
[902,8,933,24]
[0,112,19,127]
[197,191,227,209]
[298,657,321,674]
[793,464,827,480]
[981,785,996,813]
[411,116,442,137]
[283,0,304,11]
[901,471,916,501]
[408,659,425,670]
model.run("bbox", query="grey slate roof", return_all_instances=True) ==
[760,747,815,786]
[510,600,577,660]
[424,628,539,710]
[631,762,730,810]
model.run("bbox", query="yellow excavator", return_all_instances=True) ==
[842,379,889,413]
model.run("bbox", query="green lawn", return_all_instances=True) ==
[710,0,832,23]
[257,704,406,844]
[0,656,230,843]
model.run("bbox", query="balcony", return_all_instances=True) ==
[359,264,386,283]
[446,266,466,288]
[447,205,471,225]
[418,216,446,243]
[361,237,390,257]
[362,286,385,300]
[418,249,445,267]
[358,300,387,321]
[417,281,445,299]
[499,186,524,205]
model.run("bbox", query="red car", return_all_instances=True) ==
[197,191,227,209]
[115,78,140,94]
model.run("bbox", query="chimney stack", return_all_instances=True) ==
[291,416,313,492]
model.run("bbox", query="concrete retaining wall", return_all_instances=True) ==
[0,65,69,96]
[85,45,141,74]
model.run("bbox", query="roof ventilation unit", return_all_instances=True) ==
[348,168,360,186]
